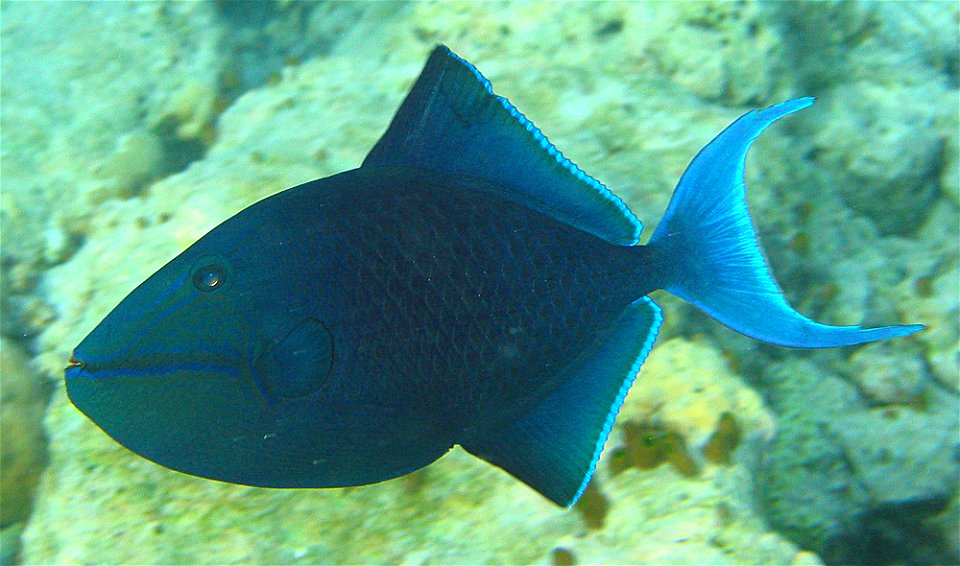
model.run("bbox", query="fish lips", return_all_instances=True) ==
[64,346,156,434]
[65,352,85,378]
[63,341,250,470]
[64,347,105,416]
[62,345,343,488]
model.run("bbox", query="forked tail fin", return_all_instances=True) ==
[647,98,922,348]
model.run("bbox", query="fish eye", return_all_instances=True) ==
[190,255,230,293]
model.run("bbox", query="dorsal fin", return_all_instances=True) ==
[363,45,642,246]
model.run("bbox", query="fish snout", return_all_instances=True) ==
[65,352,86,379]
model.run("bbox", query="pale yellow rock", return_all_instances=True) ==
[165,79,219,141]
[93,130,165,197]
[538,337,794,564]
[617,336,776,452]
[0,339,47,525]
[791,549,826,565]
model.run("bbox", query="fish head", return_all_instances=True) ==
[64,205,336,485]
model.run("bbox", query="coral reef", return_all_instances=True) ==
[1,1,224,340]
[20,39,803,558]
[759,359,959,565]
[0,340,47,526]
[0,339,48,565]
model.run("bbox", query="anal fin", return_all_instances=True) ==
[461,297,662,507]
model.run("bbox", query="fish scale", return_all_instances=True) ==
[334,172,635,430]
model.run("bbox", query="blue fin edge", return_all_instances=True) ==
[648,97,924,348]
[443,48,643,244]
[568,296,663,506]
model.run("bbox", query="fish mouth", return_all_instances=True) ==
[65,352,86,379]
[64,346,245,382]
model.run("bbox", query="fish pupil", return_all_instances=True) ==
[193,265,224,291]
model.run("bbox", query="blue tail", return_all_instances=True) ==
[648,98,922,348]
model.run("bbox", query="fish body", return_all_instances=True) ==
[66,46,921,506]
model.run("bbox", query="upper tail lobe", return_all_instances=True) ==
[646,98,922,348]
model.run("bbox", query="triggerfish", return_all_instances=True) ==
[65,45,921,507]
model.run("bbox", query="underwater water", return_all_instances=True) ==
[1,1,958,565]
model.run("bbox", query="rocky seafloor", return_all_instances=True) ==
[2,2,957,565]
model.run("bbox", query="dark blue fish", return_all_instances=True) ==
[65,46,921,507]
